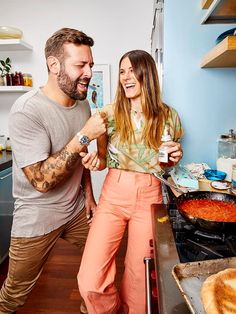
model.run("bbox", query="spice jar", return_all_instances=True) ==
[0,135,6,151]
[5,137,11,152]
[23,73,33,87]
[217,129,236,181]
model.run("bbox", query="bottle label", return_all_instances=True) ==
[159,149,168,163]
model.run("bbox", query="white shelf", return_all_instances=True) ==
[0,86,32,92]
[201,0,236,24]
[0,39,33,51]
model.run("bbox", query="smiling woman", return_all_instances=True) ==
[78,49,184,314]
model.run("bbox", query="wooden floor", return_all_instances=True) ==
[0,234,127,313]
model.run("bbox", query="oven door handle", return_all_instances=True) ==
[144,257,153,314]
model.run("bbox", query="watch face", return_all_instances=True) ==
[79,135,90,146]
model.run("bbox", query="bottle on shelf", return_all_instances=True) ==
[6,73,12,86]
[0,135,6,151]
[5,137,12,152]
[158,125,174,168]
[13,71,24,86]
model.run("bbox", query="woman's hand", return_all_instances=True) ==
[161,141,183,164]
[80,151,101,171]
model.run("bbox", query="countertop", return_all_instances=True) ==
[0,151,12,171]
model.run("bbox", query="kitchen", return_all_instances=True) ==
[0,0,236,313]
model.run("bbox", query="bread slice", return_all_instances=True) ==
[201,268,236,314]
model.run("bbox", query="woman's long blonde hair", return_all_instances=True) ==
[114,50,167,150]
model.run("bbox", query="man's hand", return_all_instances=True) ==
[81,112,107,141]
[84,194,97,224]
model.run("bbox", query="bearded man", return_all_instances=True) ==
[0,28,106,314]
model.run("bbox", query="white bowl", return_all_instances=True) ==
[0,26,23,39]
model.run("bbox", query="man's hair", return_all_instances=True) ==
[45,27,94,60]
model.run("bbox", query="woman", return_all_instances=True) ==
[78,50,184,313]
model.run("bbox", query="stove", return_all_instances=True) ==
[167,188,236,263]
[152,185,236,314]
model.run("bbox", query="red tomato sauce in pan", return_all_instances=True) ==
[180,199,236,222]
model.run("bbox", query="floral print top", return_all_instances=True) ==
[101,103,184,175]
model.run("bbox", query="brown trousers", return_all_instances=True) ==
[0,209,89,314]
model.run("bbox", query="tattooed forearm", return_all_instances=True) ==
[66,152,80,171]
[23,145,81,193]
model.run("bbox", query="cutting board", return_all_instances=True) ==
[167,177,230,197]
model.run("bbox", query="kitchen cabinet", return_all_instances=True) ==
[0,38,33,92]
[0,166,14,264]
[201,0,236,68]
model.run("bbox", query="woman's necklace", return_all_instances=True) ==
[131,109,143,130]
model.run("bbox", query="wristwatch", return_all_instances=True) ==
[76,132,90,146]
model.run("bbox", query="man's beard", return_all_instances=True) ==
[57,69,89,101]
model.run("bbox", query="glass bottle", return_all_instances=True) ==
[6,73,12,86]
[0,135,6,151]
[5,137,11,152]
[217,129,236,181]
[158,125,174,168]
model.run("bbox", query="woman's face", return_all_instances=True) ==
[119,57,141,101]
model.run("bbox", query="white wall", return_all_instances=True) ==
[0,0,153,200]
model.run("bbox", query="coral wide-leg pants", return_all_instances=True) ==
[78,169,162,314]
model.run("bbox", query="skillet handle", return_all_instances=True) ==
[151,173,188,194]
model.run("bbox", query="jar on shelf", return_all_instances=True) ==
[23,73,33,87]
[216,129,236,181]
[0,135,6,151]
[5,137,12,152]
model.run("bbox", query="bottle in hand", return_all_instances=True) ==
[158,125,174,168]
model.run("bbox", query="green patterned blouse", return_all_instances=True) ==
[101,103,184,175]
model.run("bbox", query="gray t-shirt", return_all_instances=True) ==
[9,88,91,237]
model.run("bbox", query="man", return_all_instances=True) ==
[0,27,106,313]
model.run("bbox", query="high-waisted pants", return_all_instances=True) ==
[78,169,162,314]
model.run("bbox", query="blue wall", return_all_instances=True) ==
[163,0,236,168]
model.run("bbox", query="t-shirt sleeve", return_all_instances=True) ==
[9,111,50,168]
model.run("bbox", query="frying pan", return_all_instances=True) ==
[176,191,236,234]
